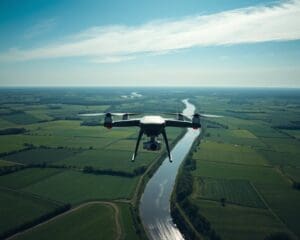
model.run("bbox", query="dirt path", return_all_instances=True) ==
[7,201,122,240]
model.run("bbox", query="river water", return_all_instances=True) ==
[139,99,200,240]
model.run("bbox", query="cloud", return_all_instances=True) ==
[1,0,300,62]
[24,18,57,39]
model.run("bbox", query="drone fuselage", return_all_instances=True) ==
[140,116,165,137]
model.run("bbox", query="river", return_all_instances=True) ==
[139,99,200,240]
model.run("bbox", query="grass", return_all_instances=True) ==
[283,166,300,182]
[205,128,266,148]
[118,203,141,240]
[0,134,116,152]
[194,177,266,208]
[0,187,61,237]
[0,118,18,129]
[0,135,27,154]
[283,130,300,139]
[193,140,267,166]
[258,149,300,167]
[3,148,81,165]
[0,168,63,189]
[230,129,257,138]
[192,199,290,240]
[13,203,117,240]
[192,160,282,184]
[23,170,139,205]
[256,181,300,238]
[1,112,41,125]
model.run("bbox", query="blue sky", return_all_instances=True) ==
[0,0,300,87]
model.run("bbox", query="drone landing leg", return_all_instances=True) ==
[162,128,172,162]
[132,129,143,161]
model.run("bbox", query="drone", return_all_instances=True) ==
[79,112,220,162]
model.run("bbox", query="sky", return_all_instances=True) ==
[0,0,300,87]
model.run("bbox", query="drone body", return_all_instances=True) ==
[80,111,220,162]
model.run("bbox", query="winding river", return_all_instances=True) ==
[139,99,200,240]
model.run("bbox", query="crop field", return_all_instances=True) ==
[0,187,61,238]
[177,89,300,240]
[58,149,156,172]
[283,166,300,182]
[1,112,41,125]
[1,88,299,239]
[205,128,266,147]
[192,161,283,184]
[23,170,139,204]
[3,148,80,165]
[0,134,117,151]
[0,168,63,189]
[193,140,268,166]
[192,199,289,240]
[13,203,117,240]
[194,177,266,208]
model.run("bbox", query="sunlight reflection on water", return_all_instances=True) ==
[140,99,200,240]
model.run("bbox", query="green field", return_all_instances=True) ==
[3,148,80,165]
[194,177,266,208]
[23,170,139,204]
[13,203,118,240]
[1,88,299,239]
[58,149,156,173]
[193,199,289,240]
[193,140,268,166]
[0,187,61,238]
[0,168,63,189]
[118,203,141,240]
[176,89,300,240]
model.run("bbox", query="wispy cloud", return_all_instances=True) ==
[24,18,57,39]
[2,0,300,63]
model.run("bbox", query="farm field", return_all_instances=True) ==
[1,88,300,240]
[175,89,300,240]
[13,203,118,240]
[58,149,157,173]
[22,170,139,204]
[0,88,185,239]
[193,199,288,240]
[0,187,62,238]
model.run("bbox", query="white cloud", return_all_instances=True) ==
[24,18,57,39]
[1,0,300,62]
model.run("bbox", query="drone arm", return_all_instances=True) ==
[132,129,143,161]
[161,128,172,162]
[112,119,140,127]
[165,119,193,128]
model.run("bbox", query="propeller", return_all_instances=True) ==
[78,112,138,117]
[163,112,185,121]
[164,112,223,119]
[192,113,223,118]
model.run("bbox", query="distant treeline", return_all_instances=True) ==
[82,165,147,178]
[0,128,26,135]
[273,125,300,130]
[0,203,71,240]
